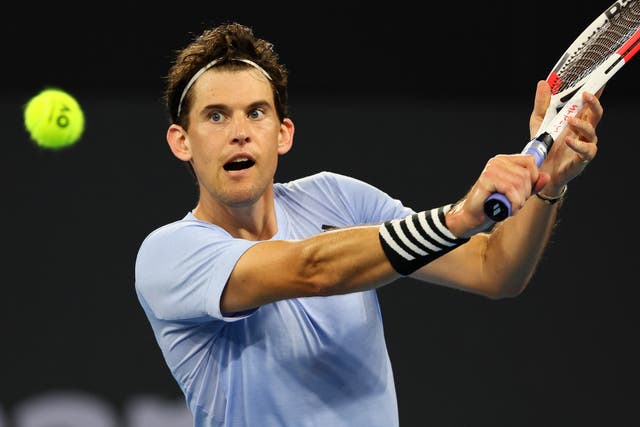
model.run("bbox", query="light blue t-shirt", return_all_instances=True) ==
[135,171,414,427]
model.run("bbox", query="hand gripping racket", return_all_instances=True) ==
[484,0,640,222]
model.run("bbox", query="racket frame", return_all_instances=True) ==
[483,0,640,221]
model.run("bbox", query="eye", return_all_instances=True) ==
[248,108,265,120]
[209,111,224,122]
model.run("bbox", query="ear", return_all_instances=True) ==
[277,118,295,155]
[167,124,192,161]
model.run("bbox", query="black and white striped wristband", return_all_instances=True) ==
[378,204,470,276]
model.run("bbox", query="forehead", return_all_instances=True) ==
[190,68,274,107]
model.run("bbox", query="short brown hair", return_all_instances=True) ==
[164,22,289,129]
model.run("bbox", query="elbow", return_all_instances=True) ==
[478,261,534,300]
[483,279,530,300]
[486,289,521,301]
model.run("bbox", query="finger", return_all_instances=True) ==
[564,118,598,165]
[532,80,551,117]
[565,133,598,164]
[529,80,551,133]
[482,155,539,210]
[578,91,604,125]
[567,116,597,143]
[490,154,541,183]
[532,172,551,194]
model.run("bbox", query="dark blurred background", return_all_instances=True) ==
[2,2,638,426]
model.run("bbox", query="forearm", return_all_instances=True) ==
[480,195,561,296]
[297,225,400,295]
[412,194,561,298]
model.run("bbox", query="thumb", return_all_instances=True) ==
[532,171,551,194]
[529,80,551,137]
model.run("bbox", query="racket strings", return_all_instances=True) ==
[554,0,640,92]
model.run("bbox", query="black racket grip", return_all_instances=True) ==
[483,133,554,222]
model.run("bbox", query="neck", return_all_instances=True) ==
[193,188,278,241]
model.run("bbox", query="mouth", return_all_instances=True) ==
[224,156,255,172]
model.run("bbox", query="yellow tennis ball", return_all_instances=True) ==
[23,88,85,150]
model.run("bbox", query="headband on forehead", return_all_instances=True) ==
[176,57,272,117]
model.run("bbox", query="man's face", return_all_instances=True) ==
[183,68,291,209]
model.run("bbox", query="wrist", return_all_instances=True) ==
[535,184,568,205]
[378,204,470,276]
[446,200,493,238]
[538,182,566,198]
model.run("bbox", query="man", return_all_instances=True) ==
[135,22,603,426]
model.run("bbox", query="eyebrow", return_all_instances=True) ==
[201,100,273,115]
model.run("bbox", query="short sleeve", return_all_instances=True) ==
[135,218,259,322]
[307,171,415,224]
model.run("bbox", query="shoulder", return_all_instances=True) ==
[136,214,230,262]
[135,214,257,320]
[275,171,410,225]
[275,171,374,195]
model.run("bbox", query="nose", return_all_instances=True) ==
[232,134,250,144]
[231,116,251,144]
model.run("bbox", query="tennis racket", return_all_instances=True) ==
[484,0,640,222]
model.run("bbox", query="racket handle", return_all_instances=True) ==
[483,133,554,221]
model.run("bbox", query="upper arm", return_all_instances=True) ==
[222,225,399,314]
[219,173,413,313]
[222,239,314,314]
[135,222,260,321]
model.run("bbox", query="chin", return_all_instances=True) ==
[220,187,266,208]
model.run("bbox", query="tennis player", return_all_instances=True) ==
[135,22,603,427]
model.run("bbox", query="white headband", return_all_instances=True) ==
[177,57,272,117]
